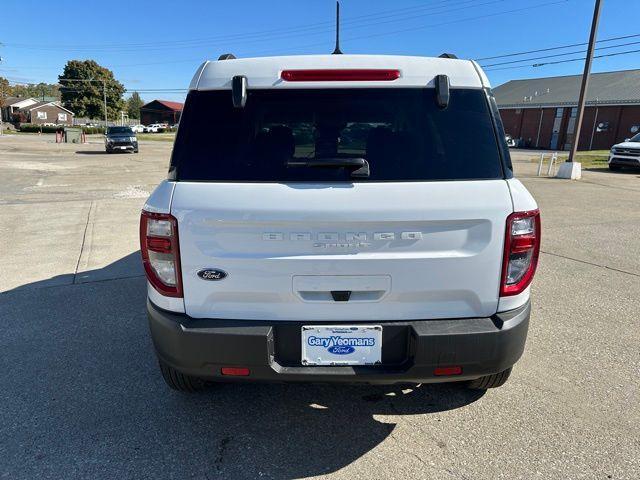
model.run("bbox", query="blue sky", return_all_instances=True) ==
[0,0,635,103]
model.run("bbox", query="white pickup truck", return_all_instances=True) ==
[141,53,540,392]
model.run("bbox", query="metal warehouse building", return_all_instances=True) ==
[494,69,640,151]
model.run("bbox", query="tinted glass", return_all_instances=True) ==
[629,132,640,142]
[171,88,503,182]
[108,127,133,135]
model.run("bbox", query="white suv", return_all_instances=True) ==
[141,54,540,392]
[608,133,640,170]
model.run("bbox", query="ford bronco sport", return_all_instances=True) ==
[141,54,540,392]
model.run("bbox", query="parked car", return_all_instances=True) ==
[131,124,145,133]
[144,124,164,133]
[608,133,640,170]
[141,53,540,392]
[105,126,138,153]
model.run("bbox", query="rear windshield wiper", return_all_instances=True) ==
[286,157,370,178]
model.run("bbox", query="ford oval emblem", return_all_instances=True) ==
[197,269,227,281]
[327,345,355,355]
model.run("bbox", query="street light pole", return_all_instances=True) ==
[568,0,602,162]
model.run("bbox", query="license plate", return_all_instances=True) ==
[301,325,382,366]
[119,146,128,150]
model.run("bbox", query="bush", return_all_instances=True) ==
[82,126,106,134]
[19,124,105,134]
[19,124,61,133]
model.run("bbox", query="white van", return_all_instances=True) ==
[141,54,540,392]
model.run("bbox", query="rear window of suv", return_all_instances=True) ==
[170,88,503,182]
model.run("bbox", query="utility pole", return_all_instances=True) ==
[59,77,109,127]
[568,0,602,162]
[103,80,108,128]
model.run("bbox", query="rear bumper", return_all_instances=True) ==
[106,142,137,151]
[147,299,530,384]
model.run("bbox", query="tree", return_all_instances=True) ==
[126,91,144,120]
[10,82,60,100]
[0,76,10,109]
[58,60,125,120]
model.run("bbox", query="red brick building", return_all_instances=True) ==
[140,100,183,126]
[494,69,640,151]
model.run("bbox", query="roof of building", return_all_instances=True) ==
[141,100,184,111]
[494,69,640,108]
[190,54,490,90]
[19,101,74,114]
[3,96,38,107]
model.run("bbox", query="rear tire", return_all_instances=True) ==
[608,164,622,171]
[467,367,512,390]
[158,359,207,392]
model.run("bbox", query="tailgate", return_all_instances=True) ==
[171,180,512,320]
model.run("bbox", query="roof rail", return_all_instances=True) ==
[218,53,237,60]
[438,53,458,59]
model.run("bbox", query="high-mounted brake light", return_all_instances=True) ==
[500,209,541,297]
[280,69,400,82]
[140,211,183,297]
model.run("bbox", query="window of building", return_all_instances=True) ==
[36,111,47,120]
[555,108,564,118]
[58,113,67,122]
[570,107,578,117]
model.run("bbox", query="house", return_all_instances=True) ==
[494,69,640,151]
[18,101,74,125]
[1,97,39,122]
[140,100,183,125]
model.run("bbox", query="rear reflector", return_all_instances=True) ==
[434,366,463,376]
[281,69,400,82]
[221,367,250,376]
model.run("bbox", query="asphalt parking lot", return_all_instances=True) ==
[1,134,639,479]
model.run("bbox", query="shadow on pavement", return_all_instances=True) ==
[75,150,110,155]
[583,166,640,176]
[0,253,484,479]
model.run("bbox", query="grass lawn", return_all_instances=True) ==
[520,149,610,168]
[556,152,609,168]
[137,133,176,142]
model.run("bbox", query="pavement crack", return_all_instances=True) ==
[73,201,94,284]
[541,250,640,278]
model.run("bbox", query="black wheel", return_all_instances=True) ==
[467,367,512,390]
[158,359,207,392]
[134,149,139,153]
[608,164,622,171]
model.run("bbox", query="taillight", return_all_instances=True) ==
[280,69,400,82]
[500,209,541,297]
[140,211,183,297]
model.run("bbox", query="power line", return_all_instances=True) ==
[2,0,456,50]
[476,32,640,61]
[0,0,568,72]
[480,39,640,67]
[2,0,499,54]
[256,0,569,55]
[484,47,640,71]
